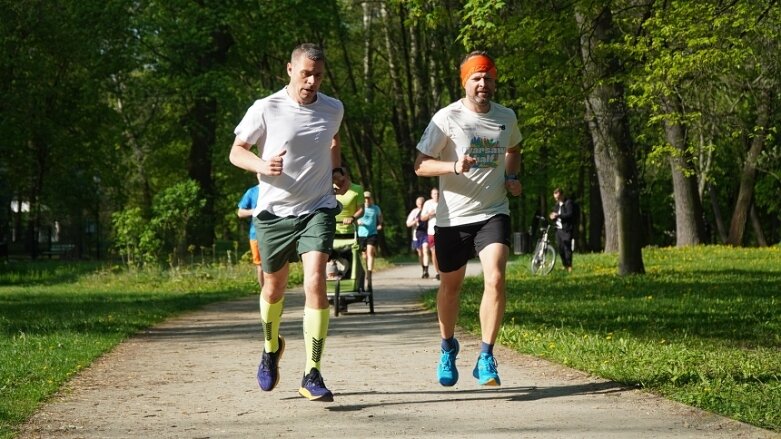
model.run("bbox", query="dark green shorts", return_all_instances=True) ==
[253,206,339,273]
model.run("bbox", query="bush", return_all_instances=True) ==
[112,180,205,266]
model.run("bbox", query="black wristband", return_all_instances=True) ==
[454,161,459,175]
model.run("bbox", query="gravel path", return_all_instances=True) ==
[19,262,775,438]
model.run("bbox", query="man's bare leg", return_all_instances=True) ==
[473,242,508,386]
[436,265,466,386]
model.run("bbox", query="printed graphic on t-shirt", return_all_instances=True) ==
[467,136,501,169]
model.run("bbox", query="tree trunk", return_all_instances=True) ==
[123,118,153,217]
[27,138,47,259]
[380,3,419,205]
[588,112,618,253]
[576,142,587,251]
[586,127,604,252]
[661,96,706,246]
[539,139,550,217]
[750,202,768,247]
[576,5,644,275]
[360,0,375,188]
[409,26,430,136]
[328,0,370,185]
[186,97,216,249]
[708,182,728,243]
[185,27,233,249]
[727,87,770,246]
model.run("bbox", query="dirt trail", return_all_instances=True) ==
[20,262,776,438]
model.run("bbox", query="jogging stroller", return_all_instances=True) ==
[326,230,374,317]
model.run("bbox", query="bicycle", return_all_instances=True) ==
[530,215,556,275]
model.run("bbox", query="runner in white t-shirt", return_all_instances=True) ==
[405,196,430,278]
[229,43,342,403]
[420,187,440,280]
[414,51,522,389]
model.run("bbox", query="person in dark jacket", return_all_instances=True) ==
[549,188,576,272]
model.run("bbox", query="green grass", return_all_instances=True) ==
[0,260,303,439]
[424,245,781,431]
[2,249,779,434]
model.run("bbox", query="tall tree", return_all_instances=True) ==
[661,95,707,245]
[626,1,761,246]
[0,0,130,258]
[3,0,781,259]
[380,2,422,203]
[184,24,233,248]
[726,2,780,245]
[576,2,645,274]
[728,87,773,245]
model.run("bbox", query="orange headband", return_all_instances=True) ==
[460,55,497,87]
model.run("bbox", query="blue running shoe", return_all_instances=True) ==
[437,338,460,386]
[257,336,284,391]
[472,352,501,386]
[299,368,334,402]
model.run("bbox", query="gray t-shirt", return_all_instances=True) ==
[234,88,344,217]
[416,100,521,227]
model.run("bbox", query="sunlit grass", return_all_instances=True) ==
[424,245,781,431]
[2,249,778,435]
[0,260,303,439]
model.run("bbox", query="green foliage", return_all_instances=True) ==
[0,0,131,254]
[424,246,781,430]
[111,207,151,265]
[458,0,506,50]
[3,0,781,263]
[623,1,758,163]
[150,179,205,236]
[112,180,205,266]
[621,1,781,245]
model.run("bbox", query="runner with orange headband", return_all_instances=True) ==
[414,50,522,388]
[459,54,498,87]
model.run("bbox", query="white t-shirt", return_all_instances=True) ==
[406,207,422,229]
[422,199,438,235]
[234,88,344,217]
[416,100,522,227]
[406,207,424,243]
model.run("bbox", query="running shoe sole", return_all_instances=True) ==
[298,387,334,402]
[473,354,501,386]
[299,368,334,402]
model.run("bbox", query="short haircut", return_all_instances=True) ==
[332,165,349,176]
[292,43,325,62]
[553,188,563,195]
[460,50,493,68]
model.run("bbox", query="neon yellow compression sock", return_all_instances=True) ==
[303,306,330,372]
[260,297,284,353]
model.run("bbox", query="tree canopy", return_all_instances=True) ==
[2,0,779,273]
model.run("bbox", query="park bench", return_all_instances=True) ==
[41,243,76,259]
